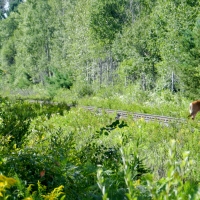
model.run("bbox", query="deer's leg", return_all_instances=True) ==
[191,113,196,120]
[188,112,196,120]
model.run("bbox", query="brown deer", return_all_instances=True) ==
[188,100,200,120]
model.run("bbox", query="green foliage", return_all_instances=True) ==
[0,0,200,97]
[47,69,73,89]
[145,140,200,200]
[90,0,128,45]
[0,0,23,17]
[9,0,23,13]
[119,140,200,200]
[0,97,70,148]
[2,0,200,184]
[72,82,95,98]
[77,87,189,119]
[0,97,200,199]
[1,37,16,66]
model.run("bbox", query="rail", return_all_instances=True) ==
[81,106,186,124]
[21,99,186,124]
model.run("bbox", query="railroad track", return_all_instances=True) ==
[21,99,186,124]
[81,106,186,124]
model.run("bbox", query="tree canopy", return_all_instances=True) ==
[0,0,199,97]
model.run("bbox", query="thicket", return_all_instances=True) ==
[0,97,200,199]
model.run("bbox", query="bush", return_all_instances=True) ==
[0,97,199,199]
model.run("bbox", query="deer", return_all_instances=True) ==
[188,100,200,120]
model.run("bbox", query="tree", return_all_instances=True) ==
[0,0,23,19]
[152,0,199,95]
[13,0,54,86]
[0,11,19,85]
[112,14,159,89]
[90,0,128,46]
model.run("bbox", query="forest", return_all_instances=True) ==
[0,0,200,199]
[0,0,200,97]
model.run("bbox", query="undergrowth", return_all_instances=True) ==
[0,88,200,200]
[0,93,199,199]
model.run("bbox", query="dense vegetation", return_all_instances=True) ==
[0,97,200,199]
[0,0,200,199]
[0,0,200,98]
